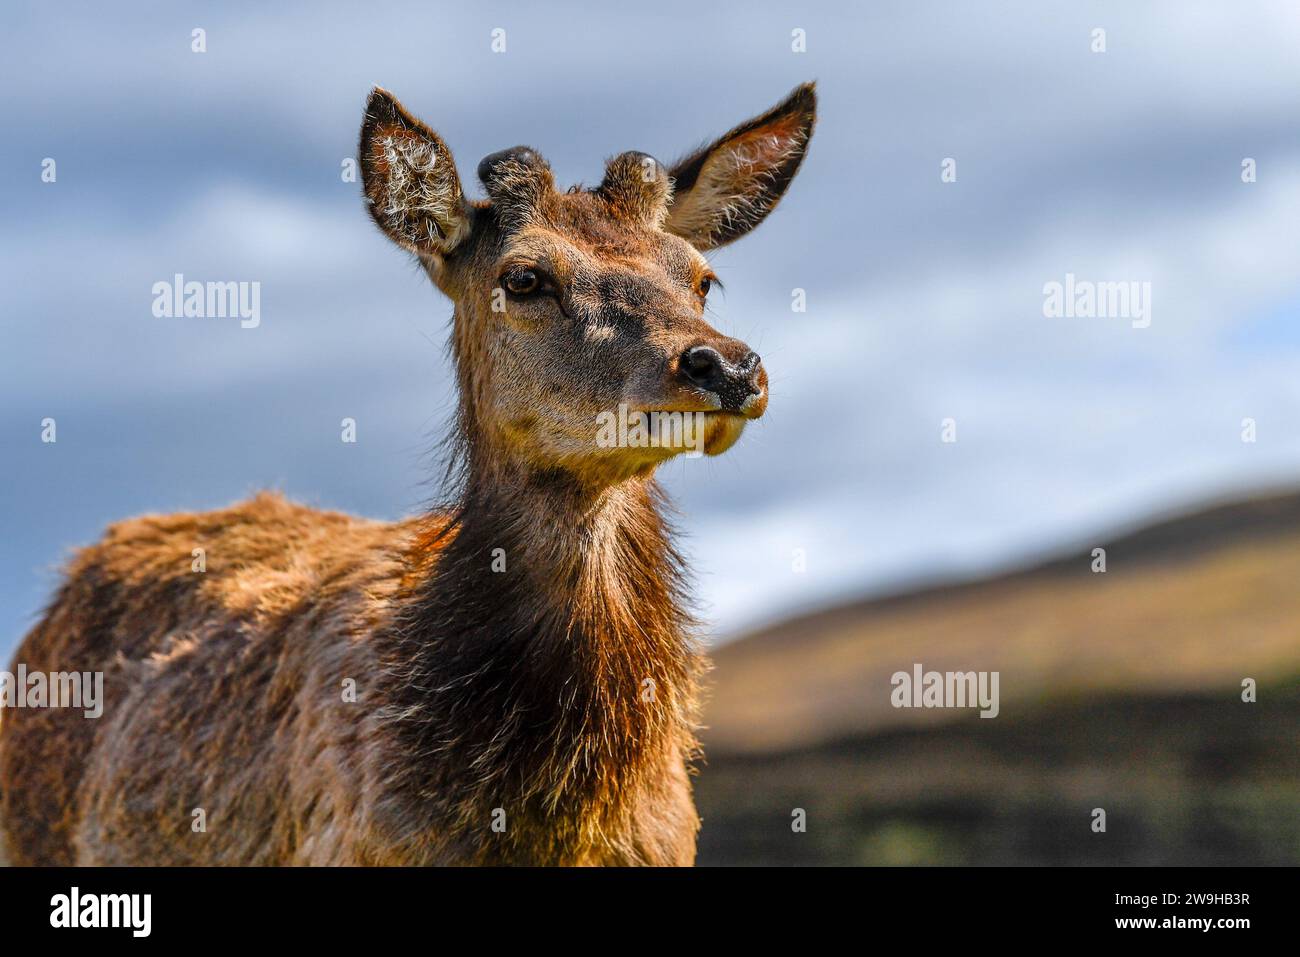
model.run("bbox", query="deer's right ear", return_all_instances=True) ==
[359,88,471,256]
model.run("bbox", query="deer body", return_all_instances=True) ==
[0,84,815,865]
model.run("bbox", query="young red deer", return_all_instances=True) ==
[0,84,816,865]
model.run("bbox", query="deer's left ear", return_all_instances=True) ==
[359,88,471,256]
[665,82,817,251]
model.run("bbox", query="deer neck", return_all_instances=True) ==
[383,462,700,855]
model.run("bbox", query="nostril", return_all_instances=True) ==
[738,351,762,382]
[680,346,724,389]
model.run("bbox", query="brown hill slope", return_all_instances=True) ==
[705,488,1300,753]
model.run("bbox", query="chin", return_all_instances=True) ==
[701,412,748,456]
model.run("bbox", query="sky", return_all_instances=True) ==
[3,1,1300,654]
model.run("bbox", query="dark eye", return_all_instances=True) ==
[698,276,713,298]
[503,268,541,296]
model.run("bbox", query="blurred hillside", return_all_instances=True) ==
[696,489,1300,865]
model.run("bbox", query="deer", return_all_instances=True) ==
[0,82,816,866]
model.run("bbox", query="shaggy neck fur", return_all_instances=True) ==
[379,447,700,864]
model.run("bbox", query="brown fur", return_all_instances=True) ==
[0,83,816,865]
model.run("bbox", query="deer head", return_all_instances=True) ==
[359,84,816,488]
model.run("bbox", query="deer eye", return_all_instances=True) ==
[503,268,542,297]
[698,277,712,297]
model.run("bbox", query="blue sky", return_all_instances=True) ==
[4,1,1300,653]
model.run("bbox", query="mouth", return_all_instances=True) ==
[614,388,765,459]
[639,386,767,420]
[621,408,751,457]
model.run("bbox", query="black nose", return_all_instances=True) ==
[679,346,763,412]
[680,346,725,390]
